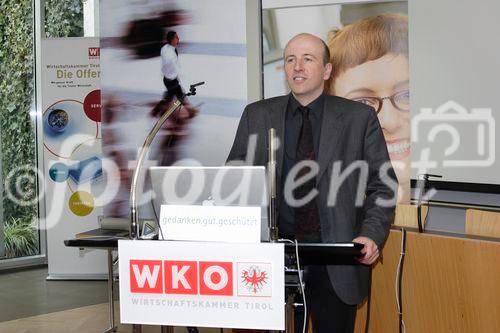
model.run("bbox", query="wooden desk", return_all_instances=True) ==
[355,229,500,332]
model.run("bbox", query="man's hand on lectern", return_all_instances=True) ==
[352,236,379,265]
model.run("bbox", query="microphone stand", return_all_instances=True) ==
[268,128,279,242]
[130,82,205,239]
[415,173,442,233]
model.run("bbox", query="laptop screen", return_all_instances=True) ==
[149,166,269,241]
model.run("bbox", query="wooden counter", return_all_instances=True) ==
[355,229,500,332]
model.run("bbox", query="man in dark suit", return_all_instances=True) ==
[227,33,397,332]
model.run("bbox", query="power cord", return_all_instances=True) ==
[279,238,307,333]
[395,228,407,333]
[416,173,442,232]
[364,266,372,333]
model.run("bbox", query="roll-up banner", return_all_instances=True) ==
[41,37,107,279]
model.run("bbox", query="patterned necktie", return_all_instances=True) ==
[296,106,314,160]
[294,106,321,242]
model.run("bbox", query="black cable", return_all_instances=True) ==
[364,266,372,333]
[416,173,442,233]
[417,204,423,233]
[279,238,307,333]
[294,239,306,333]
[423,201,430,227]
[416,178,425,233]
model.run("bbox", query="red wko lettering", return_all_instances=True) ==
[88,47,100,56]
[130,260,233,296]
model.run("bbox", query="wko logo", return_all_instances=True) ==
[130,260,233,296]
[88,47,100,58]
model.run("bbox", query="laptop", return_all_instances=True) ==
[149,166,270,241]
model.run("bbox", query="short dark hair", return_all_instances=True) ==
[166,31,177,44]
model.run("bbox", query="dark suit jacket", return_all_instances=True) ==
[227,94,397,304]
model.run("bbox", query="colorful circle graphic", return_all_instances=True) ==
[69,191,94,216]
[83,89,101,122]
[48,163,69,182]
[47,109,69,132]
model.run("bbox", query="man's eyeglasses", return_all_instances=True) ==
[353,90,409,114]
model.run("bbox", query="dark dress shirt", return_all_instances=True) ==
[278,93,324,240]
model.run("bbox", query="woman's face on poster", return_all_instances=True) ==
[332,53,411,189]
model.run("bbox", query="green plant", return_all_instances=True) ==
[3,216,39,258]
[0,1,83,236]
[44,0,84,38]
[0,0,37,223]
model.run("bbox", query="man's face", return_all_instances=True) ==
[284,35,332,105]
[171,34,180,47]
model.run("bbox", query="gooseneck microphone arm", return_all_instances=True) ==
[268,128,279,242]
[130,82,205,239]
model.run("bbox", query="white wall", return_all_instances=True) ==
[274,6,341,46]
[410,0,500,186]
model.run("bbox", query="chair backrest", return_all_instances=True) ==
[393,204,428,229]
[465,209,500,238]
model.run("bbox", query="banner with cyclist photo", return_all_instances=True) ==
[99,0,249,219]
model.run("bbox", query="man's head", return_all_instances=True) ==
[166,31,179,47]
[284,33,332,106]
